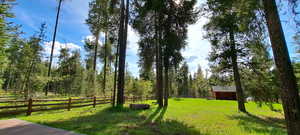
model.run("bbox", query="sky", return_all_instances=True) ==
[8,0,298,77]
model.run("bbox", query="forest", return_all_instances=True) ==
[0,0,300,135]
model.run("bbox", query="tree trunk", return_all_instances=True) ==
[23,60,35,99]
[103,30,108,97]
[156,44,164,107]
[263,0,300,134]
[229,31,246,113]
[169,69,173,96]
[116,0,126,106]
[155,11,164,107]
[112,41,119,107]
[158,33,164,105]
[164,61,169,106]
[92,31,100,95]
[176,68,180,97]
[46,0,62,96]
[5,63,12,91]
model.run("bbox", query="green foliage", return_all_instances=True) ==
[86,0,108,35]
[293,62,300,89]
[203,0,280,109]
[0,79,4,89]
[86,0,118,97]
[190,65,211,98]
[129,79,153,97]
[1,23,48,98]
[0,3,14,89]
[204,0,263,73]
[132,1,198,101]
[177,62,190,97]
[241,40,280,107]
[175,63,211,98]
[293,33,300,60]
[54,49,85,95]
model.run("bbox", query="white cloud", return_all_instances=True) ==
[43,41,82,67]
[83,35,95,42]
[82,34,105,45]
[126,26,140,77]
[127,26,140,55]
[182,17,211,76]
[180,0,212,76]
[43,41,82,57]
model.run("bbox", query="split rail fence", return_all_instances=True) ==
[0,96,152,116]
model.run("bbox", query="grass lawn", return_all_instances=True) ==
[0,98,286,135]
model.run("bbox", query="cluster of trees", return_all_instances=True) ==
[2,23,49,98]
[131,0,198,107]
[1,3,54,98]
[0,2,13,90]
[202,0,300,134]
[189,65,210,98]
[0,1,151,100]
[203,0,278,112]
[166,62,210,98]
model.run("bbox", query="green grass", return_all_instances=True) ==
[0,98,286,135]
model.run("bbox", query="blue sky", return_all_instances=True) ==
[8,0,298,77]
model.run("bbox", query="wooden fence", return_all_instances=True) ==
[0,96,152,116]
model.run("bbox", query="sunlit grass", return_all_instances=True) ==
[0,98,286,135]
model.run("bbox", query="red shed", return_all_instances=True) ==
[211,86,236,100]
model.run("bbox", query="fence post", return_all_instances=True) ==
[93,96,96,108]
[68,97,71,111]
[131,95,134,102]
[26,98,32,116]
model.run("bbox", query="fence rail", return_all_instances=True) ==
[0,100,27,103]
[0,96,152,116]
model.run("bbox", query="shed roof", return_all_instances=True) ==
[212,86,236,92]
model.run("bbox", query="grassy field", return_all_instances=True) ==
[0,98,286,135]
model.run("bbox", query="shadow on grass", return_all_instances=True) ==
[174,98,184,101]
[145,106,162,123]
[41,106,207,135]
[228,112,286,135]
[155,106,167,122]
[0,110,25,119]
[145,106,167,123]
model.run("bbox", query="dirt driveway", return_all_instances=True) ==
[0,119,83,135]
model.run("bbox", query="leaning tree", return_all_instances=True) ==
[46,0,63,96]
[262,0,300,134]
